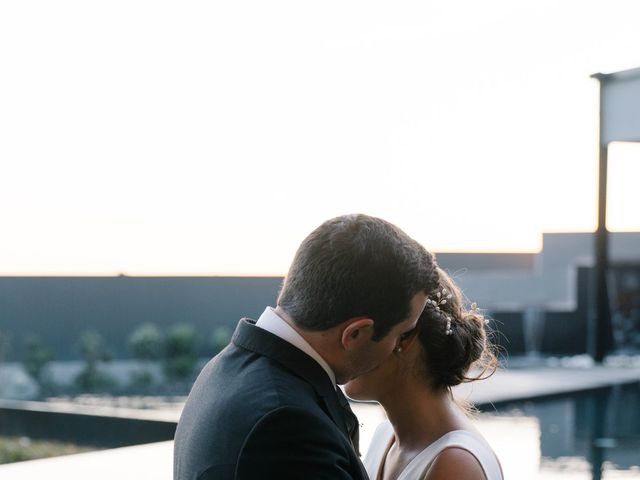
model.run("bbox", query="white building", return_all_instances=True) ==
[437,232,640,312]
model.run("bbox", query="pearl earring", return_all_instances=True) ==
[395,346,403,353]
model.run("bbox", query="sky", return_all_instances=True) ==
[1,1,639,276]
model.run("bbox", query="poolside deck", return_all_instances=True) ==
[1,364,639,479]
[455,362,640,407]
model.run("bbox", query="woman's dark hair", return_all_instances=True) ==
[416,266,498,390]
[277,214,438,340]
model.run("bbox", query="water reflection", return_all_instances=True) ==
[480,382,640,479]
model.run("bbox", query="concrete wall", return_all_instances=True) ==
[0,400,176,447]
[444,232,640,312]
[0,276,283,361]
[1,232,638,361]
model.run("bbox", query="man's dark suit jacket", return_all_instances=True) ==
[173,318,368,480]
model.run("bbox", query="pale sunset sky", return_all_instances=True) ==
[1,1,639,276]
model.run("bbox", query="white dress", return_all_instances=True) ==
[364,421,504,480]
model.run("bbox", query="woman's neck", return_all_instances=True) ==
[379,381,468,453]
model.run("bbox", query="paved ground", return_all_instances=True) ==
[1,363,639,480]
[0,440,174,480]
[453,363,640,407]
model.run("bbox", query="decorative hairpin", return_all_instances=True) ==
[471,302,490,325]
[426,288,454,335]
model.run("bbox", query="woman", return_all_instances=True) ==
[345,267,503,480]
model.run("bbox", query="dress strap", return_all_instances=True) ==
[399,430,503,480]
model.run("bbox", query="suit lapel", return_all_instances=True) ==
[232,318,368,479]
[232,318,350,437]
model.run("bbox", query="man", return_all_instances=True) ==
[174,214,438,479]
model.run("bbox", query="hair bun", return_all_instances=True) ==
[417,268,497,390]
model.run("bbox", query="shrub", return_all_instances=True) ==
[74,331,114,392]
[128,323,163,390]
[0,331,10,397]
[211,326,232,355]
[129,323,163,361]
[164,324,197,381]
[23,336,54,396]
[0,330,10,363]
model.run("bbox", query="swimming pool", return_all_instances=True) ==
[353,382,640,479]
[477,381,640,479]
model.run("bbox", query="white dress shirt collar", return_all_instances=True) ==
[255,306,337,388]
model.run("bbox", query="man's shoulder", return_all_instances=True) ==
[199,342,321,403]
[174,344,350,480]
[176,343,326,442]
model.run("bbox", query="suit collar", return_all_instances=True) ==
[232,318,367,476]
[232,318,336,398]
[255,307,337,387]
[232,318,349,432]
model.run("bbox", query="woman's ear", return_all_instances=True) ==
[341,317,375,350]
[395,327,419,354]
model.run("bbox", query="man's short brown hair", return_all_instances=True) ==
[277,214,438,340]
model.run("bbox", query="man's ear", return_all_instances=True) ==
[341,317,375,350]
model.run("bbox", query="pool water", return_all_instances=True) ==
[353,382,640,479]
[477,382,640,479]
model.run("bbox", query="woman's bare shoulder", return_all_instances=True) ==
[423,447,486,480]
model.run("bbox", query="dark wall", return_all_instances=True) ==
[0,402,176,447]
[489,311,525,354]
[491,310,588,356]
[0,268,597,362]
[541,311,588,355]
[491,267,592,356]
[0,276,283,361]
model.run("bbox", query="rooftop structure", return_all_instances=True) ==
[439,232,640,312]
